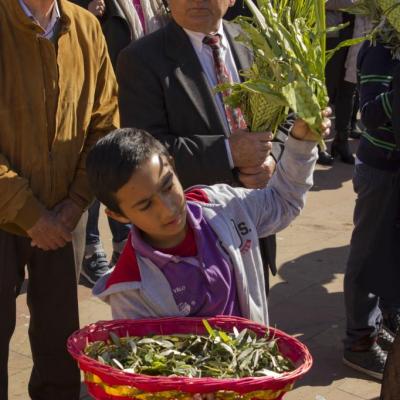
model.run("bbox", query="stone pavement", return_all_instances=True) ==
[8,140,382,400]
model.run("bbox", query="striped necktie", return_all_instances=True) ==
[203,34,247,132]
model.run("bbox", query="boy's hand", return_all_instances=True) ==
[88,0,106,16]
[291,108,332,141]
[229,129,273,168]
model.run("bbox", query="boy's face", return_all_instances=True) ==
[106,154,187,248]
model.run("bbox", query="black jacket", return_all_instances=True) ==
[70,0,131,68]
[357,41,400,171]
[118,20,254,188]
[224,2,251,20]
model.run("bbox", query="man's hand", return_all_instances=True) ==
[238,155,277,189]
[228,129,273,168]
[291,108,332,141]
[27,210,72,251]
[88,0,106,16]
[53,198,83,232]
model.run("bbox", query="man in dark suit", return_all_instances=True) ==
[117,0,289,291]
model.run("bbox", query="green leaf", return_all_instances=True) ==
[326,36,370,63]
[219,331,232,344]
[109,331,121,346]
[202,320,216,338]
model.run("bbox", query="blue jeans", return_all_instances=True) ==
[344,163,400,349]
[85,200,130,246]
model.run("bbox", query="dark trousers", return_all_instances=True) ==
[326,37,357,141]
[259,235,277,296]
[344,164,400,349]
[86,200,130,246]
[333,81,357,138]
[0,225,83,400]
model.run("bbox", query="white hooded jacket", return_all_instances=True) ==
[93,136,318,326]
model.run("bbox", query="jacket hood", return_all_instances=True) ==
[92,188,212,300]
[93,271,141,302]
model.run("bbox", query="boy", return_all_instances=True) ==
[88,120,328,325]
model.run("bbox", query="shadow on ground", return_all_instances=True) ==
[311,139,359,192]
[269,245,382,392]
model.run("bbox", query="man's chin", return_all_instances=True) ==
[184,18,218,33]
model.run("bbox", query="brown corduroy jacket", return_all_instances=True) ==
[0,0,119,236]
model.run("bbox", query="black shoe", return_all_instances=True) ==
[110,250,121,267]
[331,140,355,164]
[377,327,395,352]
[81,251,110,285]
[383,312,400,336]
[343,343,387,380]
[317,150,334,166]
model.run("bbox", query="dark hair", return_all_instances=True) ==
[86,128,170,214]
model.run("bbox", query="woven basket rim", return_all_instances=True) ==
[67,316,312,393]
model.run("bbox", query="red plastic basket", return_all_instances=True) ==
[68,316,312,400]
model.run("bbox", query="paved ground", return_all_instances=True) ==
[8,139,382,400]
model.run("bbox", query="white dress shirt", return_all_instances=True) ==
[184,23,240,168]
[18,0,61,40]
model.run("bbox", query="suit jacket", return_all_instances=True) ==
[117,19,282,277]
[118,19,257,188]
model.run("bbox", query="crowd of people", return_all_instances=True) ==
[0,0,399,399]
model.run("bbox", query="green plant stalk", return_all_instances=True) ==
[315,0,326,75]
[243,0,328,149]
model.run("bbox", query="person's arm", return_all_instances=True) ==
[204,111,330,237]
[109,292,156,320]
[0,154,73,250]
[206,135,317,238]
[236,115,293,189]
[0,154,44,231]
[67,23,119,214]
[358,44,396,131]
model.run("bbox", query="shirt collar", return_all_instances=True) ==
[18,0,61,38]
[183,22,228,54]
[131,202,203,268]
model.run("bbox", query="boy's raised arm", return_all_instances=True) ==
[249,135,317,237]
[203,110,329,238]
[205,135,317,238]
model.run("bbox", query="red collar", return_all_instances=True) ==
[105,188,210,289]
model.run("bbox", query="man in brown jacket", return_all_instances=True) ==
[0,0,118,399]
